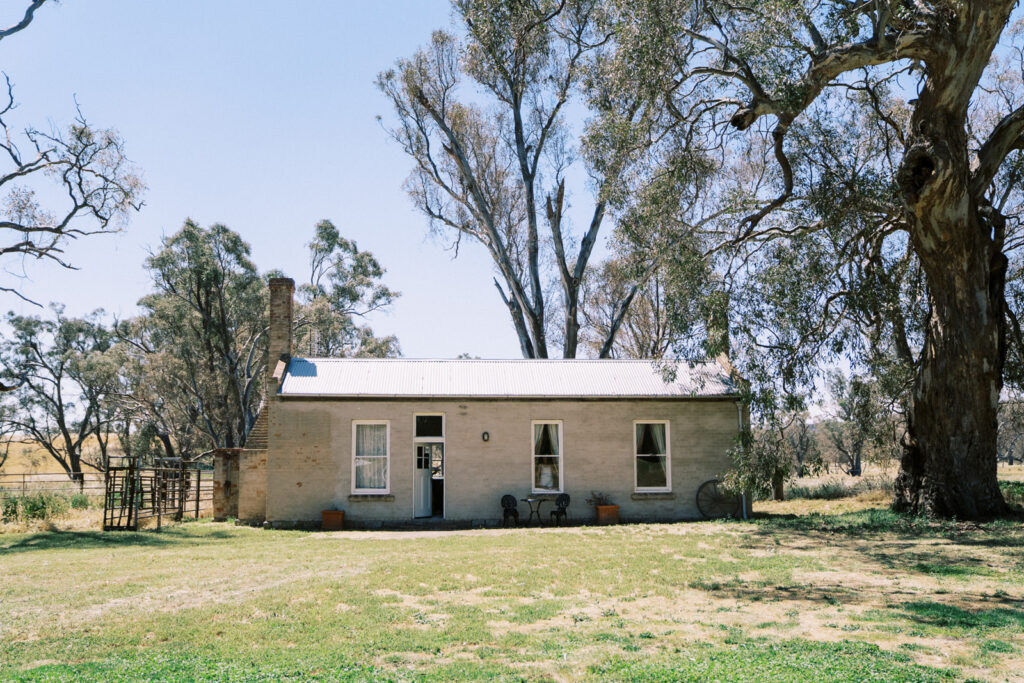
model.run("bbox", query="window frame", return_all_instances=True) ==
[413,412,445,482]
[351,420,391,495]
[633,419,671,493]
[413,413,445,442]
[530,419,564,494]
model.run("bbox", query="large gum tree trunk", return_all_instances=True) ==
[895,237,1008,517]
[894,104,1009,518]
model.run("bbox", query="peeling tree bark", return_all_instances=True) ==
[892,46,1011,517]
[895,214,1008,516]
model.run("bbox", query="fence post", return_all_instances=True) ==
[156,468,162,531]
[22,473,26,497]
[130,461,137,530]
[176,462,184,522]
[195,470,201,519]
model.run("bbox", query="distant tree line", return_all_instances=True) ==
[0,220,399,481]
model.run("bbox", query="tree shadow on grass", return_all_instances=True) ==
[901,600,1024,629]
[953,535,1024,549]
[688,578,878,608]
[0,527,237,555]
[748,508,1024,543]
[700,509,1024,613]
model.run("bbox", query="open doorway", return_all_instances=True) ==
[414,415,444,518]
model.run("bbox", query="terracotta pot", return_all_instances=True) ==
[595,504,619,525]
[321,510,345,531]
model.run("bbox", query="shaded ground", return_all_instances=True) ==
[1,501,1023,682]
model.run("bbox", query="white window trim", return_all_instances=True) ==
[352,420,390,495]
[633,419,671,493]
[413,413,445,442]
[530,419,564,494]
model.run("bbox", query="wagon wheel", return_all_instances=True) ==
[696,479,740,519]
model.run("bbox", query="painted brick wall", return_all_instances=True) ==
[265,397,741,525]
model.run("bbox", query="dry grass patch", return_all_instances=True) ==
[1,503,1022,681]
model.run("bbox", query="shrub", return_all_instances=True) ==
[787,475,893,501]
[69,493,92,510]
[1,492,71,522]
[1000,481,1024,507]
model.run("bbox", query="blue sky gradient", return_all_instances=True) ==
[0,0,535,358]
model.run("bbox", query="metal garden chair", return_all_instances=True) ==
[549,493,570,525]
[501,494,519,527]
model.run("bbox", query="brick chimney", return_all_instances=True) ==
[268,277,294,393]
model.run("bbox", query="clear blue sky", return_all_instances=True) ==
[0,0,532,358]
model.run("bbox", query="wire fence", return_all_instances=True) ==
[0,472,106,500]
[0,467,215,529]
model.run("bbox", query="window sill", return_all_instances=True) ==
[348,494,395,502]
[528,492,562,499]
[631,492,674,501]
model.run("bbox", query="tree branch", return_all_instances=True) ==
[973,103,1024,197]
[0,0,47,42]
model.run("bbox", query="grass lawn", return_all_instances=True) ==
[2,506,1023,681]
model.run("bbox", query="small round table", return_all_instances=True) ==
[521,497,546,524]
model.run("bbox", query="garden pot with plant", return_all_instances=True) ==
[586,492,619,525]
[321,508,345,530]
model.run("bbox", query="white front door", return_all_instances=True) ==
[414,444,432,517]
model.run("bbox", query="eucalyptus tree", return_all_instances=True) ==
[119,220,401,455]
[580,256,711,359]
[820,371,899,478]
[786,413,821,479]
[608,0,1024,518]
[997,394,1024,466]
[294,219,400,358]
[581,260,675,359]
[0,307,119,482]
[0,0,143,308]
[128,221,267,452]
[378,0,715,358]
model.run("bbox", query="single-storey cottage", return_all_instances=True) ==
[216,278,747,528]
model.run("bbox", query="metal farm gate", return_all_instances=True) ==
[103,457,212,531]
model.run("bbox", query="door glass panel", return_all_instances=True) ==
[431,444,444,479]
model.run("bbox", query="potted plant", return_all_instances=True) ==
[586,491,619,525]
[321,507,345,531]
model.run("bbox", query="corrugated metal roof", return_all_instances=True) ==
[279,358,736,399]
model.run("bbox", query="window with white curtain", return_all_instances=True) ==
[352,421,389,493]
[531,421,562,492]
[634,421,670,491]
